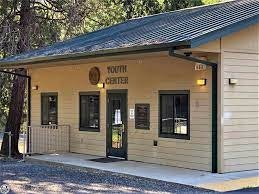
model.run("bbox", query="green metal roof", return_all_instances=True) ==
[0,0,259,67]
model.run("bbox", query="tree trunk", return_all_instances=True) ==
[17,0,31,53]
[0,69,26,156]
[0,0,31,157]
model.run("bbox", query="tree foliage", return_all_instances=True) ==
[202,0,221,4]
[120,0,162,19]
[0,73,12,130]
[163,0,203,11]
[0,0,100,156]
[0,0,101,55]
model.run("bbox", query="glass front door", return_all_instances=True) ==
[107,91,127,159]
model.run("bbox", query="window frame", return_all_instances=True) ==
[41,92,58,125]
[159,90,190,140]
[79,91,100,132]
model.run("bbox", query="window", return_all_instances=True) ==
[159,91,190,139]
[79,92,100,132]
[41,93,58,125]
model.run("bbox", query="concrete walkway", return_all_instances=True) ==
[28,153,259,192]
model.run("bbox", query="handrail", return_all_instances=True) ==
[28,124,70,128]
[0,131,12,134]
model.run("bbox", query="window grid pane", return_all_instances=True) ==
[80,94,100,130]
[174,95,188,135]
[41,94,58,125]
[48,96,57,125]
[161,95,174,134]
[42,96,49,125]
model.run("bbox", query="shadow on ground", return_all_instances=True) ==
[0,159,257,194]
[0,159,216,194]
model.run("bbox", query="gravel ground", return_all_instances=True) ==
[0,159,257,194]
[0,159,216,194]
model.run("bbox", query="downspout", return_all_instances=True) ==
[27,76,31,154]
[169,49,218,173]
[0,69,31,154]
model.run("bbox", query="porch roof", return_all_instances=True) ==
[0,0,259,67]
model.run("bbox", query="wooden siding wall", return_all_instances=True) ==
[221,24,259,172]
[30,55,213,171]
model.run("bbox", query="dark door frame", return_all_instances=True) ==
[106,89,128,160]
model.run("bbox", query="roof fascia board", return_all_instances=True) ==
[190,15,259,48]
[0,41,191,68]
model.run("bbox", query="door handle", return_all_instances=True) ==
[122,124,125,133]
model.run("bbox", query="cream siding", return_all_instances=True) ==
[30,55,212,171]
[28,22,259,174]
[221,24,259,173]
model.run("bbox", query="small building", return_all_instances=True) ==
[0,0,258,173]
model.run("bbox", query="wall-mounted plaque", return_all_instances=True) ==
[135,104,150,129]
[89,67,100,85]
[129,109,135,120]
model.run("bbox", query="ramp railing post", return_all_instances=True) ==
[23,131,26,161]
[68,125,70,153]
[8,132,11,158]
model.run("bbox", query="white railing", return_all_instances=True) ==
[28,125,70,154]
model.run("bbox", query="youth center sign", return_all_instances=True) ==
[105,65,128,85]
[89,65,128,86]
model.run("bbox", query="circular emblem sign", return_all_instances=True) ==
[89,67,100,85]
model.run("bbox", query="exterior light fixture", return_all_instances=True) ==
[197,79,207,86]
[229,78,238,85]
[97,83,105,88]
[32,85,39,90]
